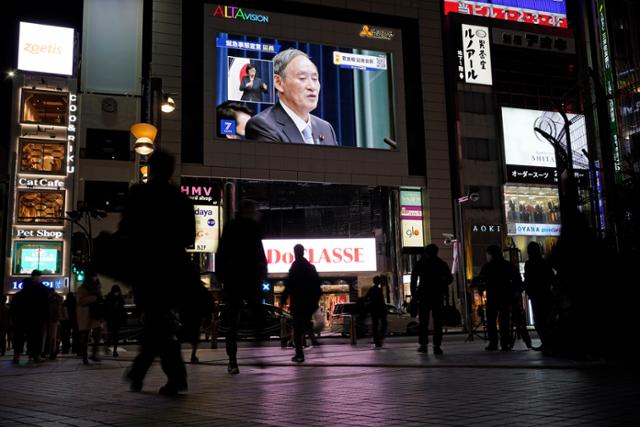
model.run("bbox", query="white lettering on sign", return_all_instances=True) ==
[16,229,64,239]
[472,224,502,233]
[511,223,561,237]
[18,177,65,188]
[67,93,77,174]
[262,238,377,274]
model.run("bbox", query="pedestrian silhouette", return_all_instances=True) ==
[11,270,49,363]
[216,199,268,374]
[121,150,194,395]
[281,244,321,362]
[476,245,521,351]
[104,285,126,357]
[364,275,388,348]
[0,295,10,357]
[410,244,453,354]
[44,288,64,359]
[76,271,103,364]
[61,292,78,355]
[524,242,554,352]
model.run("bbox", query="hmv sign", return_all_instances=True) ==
[180,177,220,205]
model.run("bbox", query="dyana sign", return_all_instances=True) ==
[263,238,377,274]
[209,5,269,23]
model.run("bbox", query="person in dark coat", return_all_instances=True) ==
[104,285,126,357]
[410,244,453,354]
[216,199,268,374]
[524,242,554,351]
[121,150,195,395]
[0,295,10,356]
[11,270,49,363]
[365,275,388,348]
[60,292,77,354]
[476,245,521,351]
[281,244,321,362]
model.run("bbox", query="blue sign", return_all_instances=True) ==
[262,282,271,292]
[11,277,66,291]
[207,218,216,227]
[220,119,236,135]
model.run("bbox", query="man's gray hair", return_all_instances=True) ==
[273,48,310,79]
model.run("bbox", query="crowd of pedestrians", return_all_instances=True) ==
[0,150,558,398]
[1,269,128,365]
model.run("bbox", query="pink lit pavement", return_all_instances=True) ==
[1,336,638,426]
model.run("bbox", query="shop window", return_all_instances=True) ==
[19,139,66,174]
[463,137,496,161]
[84,128,133,160]
[20,89,69,126]
[16,190,65,225]
[12,241,64,276]
[84,181,129,212]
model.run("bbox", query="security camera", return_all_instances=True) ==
[442,233,454,246]
[383,137,397,149]
[469,192,480,202]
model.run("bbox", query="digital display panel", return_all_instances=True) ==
[213,32,395,149]
[13,241,64,275]
[501,107,589,184]
[444,0,567,28]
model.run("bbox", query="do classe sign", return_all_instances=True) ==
[263,238,377,274]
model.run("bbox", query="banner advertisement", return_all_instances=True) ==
[400,188,425,248]
[263,238,377,274]
[188,205,220,253]
[461,24,493,86]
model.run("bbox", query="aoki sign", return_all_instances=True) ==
[263,238,377,274]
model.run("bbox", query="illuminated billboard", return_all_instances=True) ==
[213,32,394,149]
[444,0,567,28]
[501,107,589,184]
[18,22,75,75]
[263,238,377,274]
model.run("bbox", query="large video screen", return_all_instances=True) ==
[213,32,395,149]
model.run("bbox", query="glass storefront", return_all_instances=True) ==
[16,190,65,225]
[20,139,66,174]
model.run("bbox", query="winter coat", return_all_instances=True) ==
[282,257,321,317]
[76,284,102,331]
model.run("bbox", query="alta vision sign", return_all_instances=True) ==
[209,5,269,23]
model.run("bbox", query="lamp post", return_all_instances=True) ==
[454,192,479,341]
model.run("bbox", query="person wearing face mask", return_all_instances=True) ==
[245,48,338,145]
[475,245,521,351]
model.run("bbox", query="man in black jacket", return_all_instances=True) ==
[281,244,321,362]
[121,150,195,395]
[11,270,49,363]
[216,199,268,374]
[365,275,388,348]
[410,244,453,354]
[476,245,521,351]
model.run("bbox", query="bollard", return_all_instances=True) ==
[349,315,357,345]
[280,315,288,348]
[210,312,218,349]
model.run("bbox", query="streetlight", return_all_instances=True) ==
[130,122,157,156]
[161,94,176,113]
[454,191,479,341]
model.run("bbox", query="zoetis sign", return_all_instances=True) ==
[18,22,74,76]
[263,238,377,274]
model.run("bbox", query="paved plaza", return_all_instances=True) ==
[1,336,638,426]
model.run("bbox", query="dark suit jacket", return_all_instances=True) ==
[245,102,338,145]
[239,76,267,102]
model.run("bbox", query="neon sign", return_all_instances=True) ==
[209,5,269,23]
[444,0,568,28]
[67,93,77,174]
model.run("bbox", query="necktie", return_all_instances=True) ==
[301,125,314,144]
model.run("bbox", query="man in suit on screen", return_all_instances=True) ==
[245,48,338,146]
